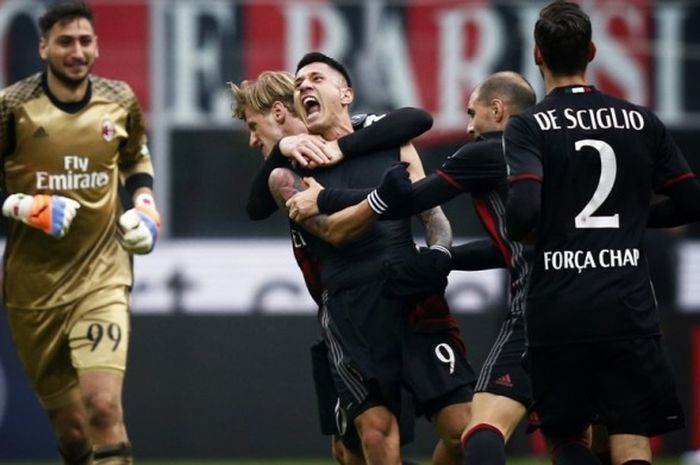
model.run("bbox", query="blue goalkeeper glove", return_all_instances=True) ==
[118,193,160,254]
[2,193,80,238]
[366,162,412,215]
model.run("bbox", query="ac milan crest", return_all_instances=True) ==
[101,118,116,142]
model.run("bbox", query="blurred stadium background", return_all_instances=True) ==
[1,0,700,462]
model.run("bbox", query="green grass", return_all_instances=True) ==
[0,457,685,465]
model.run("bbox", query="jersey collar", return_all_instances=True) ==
[550,84,596,95]
[41,72,93,114]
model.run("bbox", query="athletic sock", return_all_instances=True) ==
[552,440,601,465]
[461,423,506,465]
[93,442,133,465]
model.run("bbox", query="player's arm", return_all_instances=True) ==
[116,86,160,254]
[451,238,508,271]
[401,143,453,250]
[646,114,700,227]
[246,143,292,221]
[269,167,374,246]
[648,177,700,227]
[503,115,543,241]
[0,92,81,238]
[282,107,434,168]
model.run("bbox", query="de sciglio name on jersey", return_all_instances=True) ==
[35,155,109,190]
[533,107,645,132]
[543,248,640,273]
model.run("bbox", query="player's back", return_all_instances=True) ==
[508,86,691,344]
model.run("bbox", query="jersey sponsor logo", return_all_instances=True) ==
[532,107,645,132]
[543,248,640,273]
[101,118,116,142]
[35,155,110,191]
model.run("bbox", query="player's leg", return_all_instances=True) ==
[431,401,471,465]
[320,285,404,465]
[69,286,132,464]
[6,305,93,464]
[608,435,651,465]
[528,344,600,465]
[596,337,685,465]
[353,405,401,465]
[461,393,526,465]
[461,314,529,465]
[401,294,476,465]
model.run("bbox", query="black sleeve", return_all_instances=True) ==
[317,187,373,214]
[648,176,700,227]
[451,238,507,270]
[318,172,462,217]
[437,141,506,193]
[245,144,291,221]
[506,179,541,241]
[383,173,462,218]
[338,107,432,159]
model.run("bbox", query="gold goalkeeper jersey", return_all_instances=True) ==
[0,72,154,309]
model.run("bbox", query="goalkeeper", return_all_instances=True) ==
[0,2,159,464]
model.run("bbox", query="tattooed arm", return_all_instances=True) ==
[400,143,453,249]
[268,167,374,247]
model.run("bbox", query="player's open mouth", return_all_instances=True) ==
[302,95,321,117]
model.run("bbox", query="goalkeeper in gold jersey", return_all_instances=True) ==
[0,2,159,464]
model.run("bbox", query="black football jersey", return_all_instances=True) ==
[504,85,693,346]
[437,132,529,319]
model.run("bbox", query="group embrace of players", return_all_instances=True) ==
[2,1,699,465]
[231,1,700,465]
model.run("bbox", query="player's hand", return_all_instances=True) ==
[279,134,333,168]
[117,193,160,254]
[366,162,412,215]
[287,177,325,222]
[2,193,80,238]
[383,246,452,300]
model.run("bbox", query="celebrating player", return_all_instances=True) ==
[504,1,700,464]
[0,2,159,464]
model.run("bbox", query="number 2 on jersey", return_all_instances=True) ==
[574,139,620,229]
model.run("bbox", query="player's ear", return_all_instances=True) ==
[271,101,286,123]
[534,45,543,66]
[94,35,100,59]
[491,99,505,123]
[340,86,353,105]
[39,36,48,60]
[587,42,596,63]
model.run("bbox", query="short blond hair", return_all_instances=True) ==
[229,70,297,121]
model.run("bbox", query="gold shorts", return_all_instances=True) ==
[7,286,130,410]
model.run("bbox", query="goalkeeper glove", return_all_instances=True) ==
[2,193,80,238]
[118,193,160,254]
[366,162,412,215]
[383,245,452,300]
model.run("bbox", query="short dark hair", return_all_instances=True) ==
[39,1,94,36]
[295,52,352,88]
[534,0,592,75]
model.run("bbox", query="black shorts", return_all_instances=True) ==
[311,338,415,450]
[527,336,686,437]
[320,282,405,422]
[401,295,476,419]
[475,312,531,407]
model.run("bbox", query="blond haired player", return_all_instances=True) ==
[0,1,159,464]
